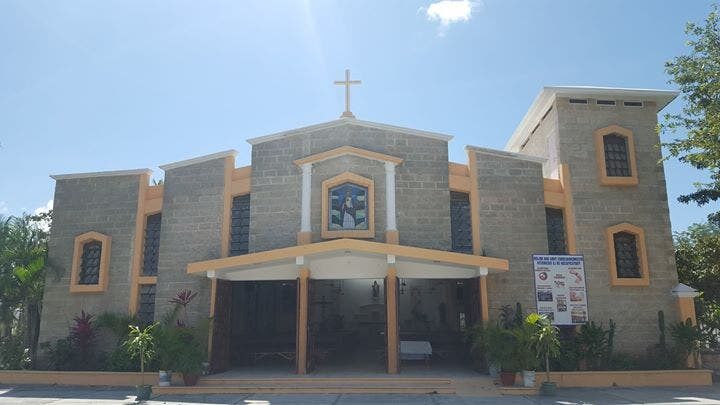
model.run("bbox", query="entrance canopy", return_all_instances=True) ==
[187,239,508,281]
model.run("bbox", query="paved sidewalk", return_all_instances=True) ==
[1,384,720,404]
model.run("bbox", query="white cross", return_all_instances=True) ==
[334,69,361,118]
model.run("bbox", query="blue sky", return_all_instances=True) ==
[0,0,716,231]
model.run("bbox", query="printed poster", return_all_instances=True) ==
[532,255,588,325]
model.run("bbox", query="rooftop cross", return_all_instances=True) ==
[334,69,361,118]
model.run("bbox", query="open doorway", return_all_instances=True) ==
[228,280,298,373]
[309,278,387,374]
[397,278,479,374]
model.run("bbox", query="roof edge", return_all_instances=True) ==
[159,150,238,171]
[505,86,680,152]
[247,117,453,146]
[50,168,153,181]
[466,145,547,164]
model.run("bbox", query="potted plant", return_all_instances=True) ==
[484,324,518,386]
[527,313,560,396]
[123,323,157,401]
[513,317,539,388]
[174,327,205,386]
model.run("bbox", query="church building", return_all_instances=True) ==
[38,78,695,375]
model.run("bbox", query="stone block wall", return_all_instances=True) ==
[153,158,227,326]
[38,174,142,344]
[249,123,452,252]
[471,147,548,316]
[556,97,679,353]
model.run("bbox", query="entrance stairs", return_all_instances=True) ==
[151,375,498,395]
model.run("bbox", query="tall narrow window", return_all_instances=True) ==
[594,125,638,186]
[606,223,649,286]
[230,194,251,256]
[142,213,162,276]
[613,232,640,278]
[603,135,631,177]
[545,208,567,255]
[79,241,102,284]
[137,284,156,325]
[450,192,472,254]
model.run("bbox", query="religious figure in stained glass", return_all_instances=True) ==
[329,183,368,230]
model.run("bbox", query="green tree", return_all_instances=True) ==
[0,211,50,365]
[674,222,720,349]
[661,4,720,224]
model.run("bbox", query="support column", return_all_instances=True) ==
[298,163,312,245]
[386,266,399,374]
[296,268,310,374]
[479,269,489,322]
[385,162,399,244]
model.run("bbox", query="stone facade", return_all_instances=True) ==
[471,147,548,314]
[38,174,141,343]
[38,87,684,357]
[153,158,226,326]
[249,123,452,252]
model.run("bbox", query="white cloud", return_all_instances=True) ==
[425,0,478,26]
[33,199,53,232]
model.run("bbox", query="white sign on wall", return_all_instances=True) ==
[532,255,588,325]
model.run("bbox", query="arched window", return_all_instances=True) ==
[70,231,111,293]
[594,125,638,186]
[606,223,649,286]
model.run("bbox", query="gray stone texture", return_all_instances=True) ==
[521,97,680,353]
[153,158,226,326]
[38,175,141,344]
[472,149,548,315]
[519,104,560,178]
[249,123,452,252]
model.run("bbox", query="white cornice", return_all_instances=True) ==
[466,145,547,164]
[159,150,238,171]
[50,168,153,181]
[246,117,453,145]
[505,86,680,152]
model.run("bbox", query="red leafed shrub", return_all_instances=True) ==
[70,311,95,355]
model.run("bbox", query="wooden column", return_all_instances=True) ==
[479,275,489,322]
[386,266,399,374]
[296,268,310,375]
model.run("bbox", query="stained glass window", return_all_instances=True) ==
[137,284,156,325]
[230,194,251,256]
[142,214,161,276]
[450,192,472,254]
[546,208,567,255]
[328,183,368,231]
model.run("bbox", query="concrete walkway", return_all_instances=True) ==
[1,384,720,404]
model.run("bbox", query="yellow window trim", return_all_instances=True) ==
[70,231,112,294]
[606,222,649,287]
[321,172,375,239]
[594,125,639,186]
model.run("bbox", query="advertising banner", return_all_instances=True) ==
[532,254,588,325]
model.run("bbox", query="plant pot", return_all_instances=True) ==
[182,373,199,386]
[499,371,516,386]
[201,361,210,375]
[158,370,172,387]
[136,384,152,401]
[522,370,536,388]
[488,362,500,378]
[540,381,556,396]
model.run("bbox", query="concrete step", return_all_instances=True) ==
[197,377,453,387]
[152,385,456,395]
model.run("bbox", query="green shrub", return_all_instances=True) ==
[0,335,30,370]
[104,345,139,372]
[40,338,74,371]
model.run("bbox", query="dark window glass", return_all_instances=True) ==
[545,208,567,255]
[79,241,102,284]
[450,192,473,254]
[230,194,251,256]
[142,214,162,276]
[603,134,631,177]
[137,284,156,325]
[613,232,641,278]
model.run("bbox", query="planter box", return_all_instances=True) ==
[0,370,182,387]
[536,370,712,388]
